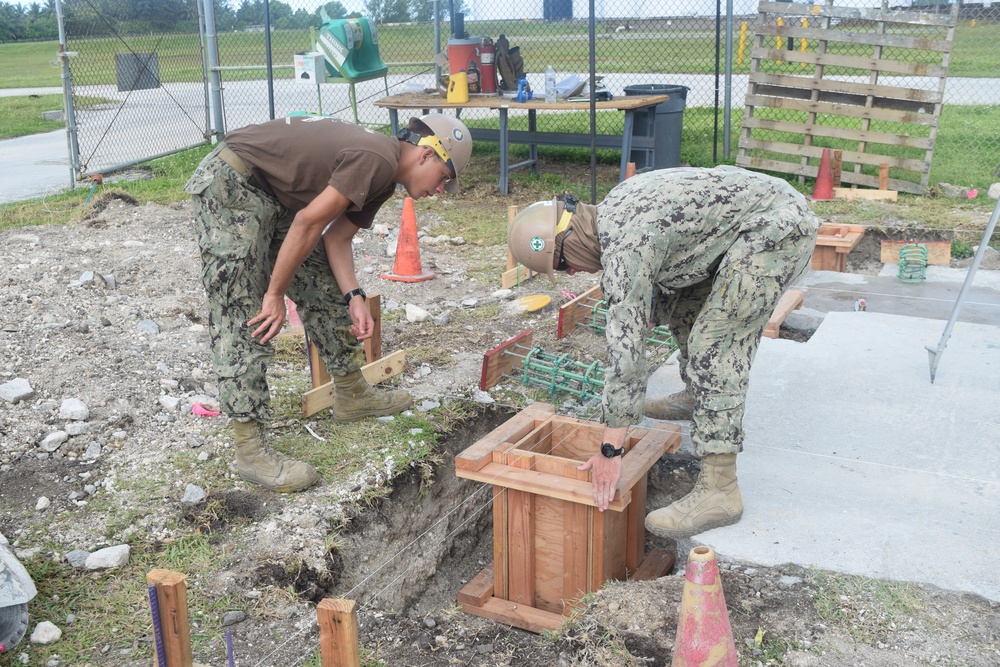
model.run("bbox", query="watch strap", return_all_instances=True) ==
[343,287,366,305]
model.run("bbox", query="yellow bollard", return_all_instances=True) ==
[738,22,747,65]
[800,17,808,67]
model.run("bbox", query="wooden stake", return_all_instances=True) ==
[879,162,889,190]
[831,150,843,188]
[317,599,360,667]
[506,206,519,270]
[625,161,637,179]
[146,570,193,667]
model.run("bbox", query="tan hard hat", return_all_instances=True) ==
[508,198,562,281]
[418,114,472,194]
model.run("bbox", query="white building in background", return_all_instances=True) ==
[466,0,948,21]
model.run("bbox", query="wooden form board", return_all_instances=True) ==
[480,329,533,391]
[147,569,193,667]
[455,405,682,633]
[812,222,865,272]
[881,239,951,265]
[303,294,383,389]
[301,350,406,417]
[736,1,958,195]
[557,285,604,339]
[763,289,805,339]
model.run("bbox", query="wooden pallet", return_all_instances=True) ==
[736,0,958,195]
[455,405,682,632]
[764,289,805,339]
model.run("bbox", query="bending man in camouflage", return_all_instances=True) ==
[185,114,472,493]
[508,166,819,537]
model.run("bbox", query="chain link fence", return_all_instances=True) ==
[60,0,1000,190]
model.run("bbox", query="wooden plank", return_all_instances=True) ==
[317,599,361,667]
[881,240,951,265]
[745,93,937,126]
[501,264,536,289]
[492,486,508,601]
[307,335,331,390]
[458,563,494,608]
[625,475,647,575]
[764,289,805,339]
[563,501,590,605]
[457,462,633,512]
[834,187,898,202]
[747,71,942,107]
[455,402,555,472]
[601,507,629,583]
[758,1,955,27]
[750,46,949,79]
[363,293,382,365]
[631,549,677,582]
[557,284,603,339]
[460,595,565,634]
[507,206,519,270]
[742,113,935,149]
[739,136,930,173]
[479,329,533,391]
[146,569,193,667]
[756,23,952,53]
[832,150,842,188]
[300,350,406,417]
[590,509,606,594]
[615,424,682,495]
[506,487,536,607]
[533,495,566,615]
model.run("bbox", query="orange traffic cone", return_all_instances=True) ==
[811,148,834,201]
[671,546,738,667]
[381,197,434,283]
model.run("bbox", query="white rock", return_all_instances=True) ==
[36,496,51,511]
[988,182,1000,199]
[30,621,62,644]
[40,431,69,452]
[84,544,130,570]
[405,304,431,322]
[0,378,34,403]
[158,395,181,411]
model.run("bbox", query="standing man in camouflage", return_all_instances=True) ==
[185,114,472,493]
[508,166,819,537]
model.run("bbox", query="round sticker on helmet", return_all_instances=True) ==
[529,237,546,252]
[453,129,464,140]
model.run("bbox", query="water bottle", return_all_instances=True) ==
[517,76,528,103]
[544,66,557,103]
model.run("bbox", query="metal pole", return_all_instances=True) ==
[434,0,442,85]
[712,0,721,164]
[724,0,734,158]
[54,0,79,188]
[202,0,225,139]
[195,0,212,139]
[264,0,275,120]
[926,197,1000,382]
[589,0,597,204]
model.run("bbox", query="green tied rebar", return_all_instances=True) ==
[898,243,928,283]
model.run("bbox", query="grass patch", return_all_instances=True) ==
[809,571,924,645]
[0,94,114,140]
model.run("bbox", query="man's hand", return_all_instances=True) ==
[248,292,287,344]
[347,298,375,341]
[578,454,622,512]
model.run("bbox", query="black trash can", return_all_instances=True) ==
[623,84,689,170]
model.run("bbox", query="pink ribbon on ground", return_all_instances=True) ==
[192,402,221,417]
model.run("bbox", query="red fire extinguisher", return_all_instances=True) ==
[480,36,497,94]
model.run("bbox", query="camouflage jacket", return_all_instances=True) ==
[597,165,818,427]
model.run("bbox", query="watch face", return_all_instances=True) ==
[601,443,615,458]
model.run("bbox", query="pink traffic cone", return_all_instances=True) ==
[671,546,738,667]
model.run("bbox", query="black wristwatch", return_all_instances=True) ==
[343,287,366,305]
[600,443,625,458]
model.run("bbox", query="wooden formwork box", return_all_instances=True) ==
[455,403,681,633]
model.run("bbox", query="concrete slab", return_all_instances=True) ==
[648,300,1000,602]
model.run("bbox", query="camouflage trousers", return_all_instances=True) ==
[184,143,365,421]
[657,219,819,456]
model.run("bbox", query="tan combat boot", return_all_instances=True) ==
[644,387,696,421]
[644,453,743,538]
[233,421,319,493]
[331,370,413,423]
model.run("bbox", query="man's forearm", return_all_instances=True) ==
[267,216,324,297]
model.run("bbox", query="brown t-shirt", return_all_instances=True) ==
[224,116,399,229]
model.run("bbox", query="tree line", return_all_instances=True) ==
[0,0,378,42]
